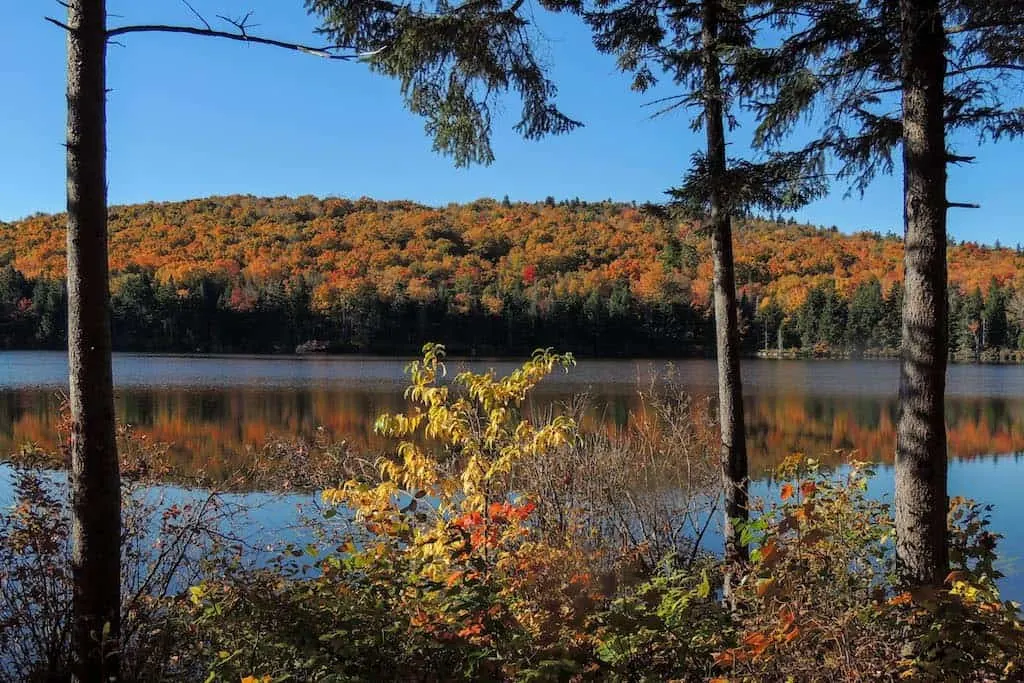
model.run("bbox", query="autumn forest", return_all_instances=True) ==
[3,193,1022,359]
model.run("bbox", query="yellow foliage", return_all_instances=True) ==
[322,343,577,580]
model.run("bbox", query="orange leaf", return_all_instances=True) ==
[799,481,817,498]
[713,650,742,667]
[744,632,771,657]
[784,625,801,643]
[457,623,485,638]
[780,483,795,501]
[888,592,913,606]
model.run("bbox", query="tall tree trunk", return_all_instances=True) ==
[703,0,749,569]
[67,0,121,679]
[895,0,948,587]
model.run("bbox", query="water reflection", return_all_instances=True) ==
[4,385,1024,479]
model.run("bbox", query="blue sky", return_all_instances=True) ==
[1,1,1020,245]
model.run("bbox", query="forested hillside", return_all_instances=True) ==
[1,194,1022,357]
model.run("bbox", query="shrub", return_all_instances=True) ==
[0,433,242,682]
[719,457,1024,682]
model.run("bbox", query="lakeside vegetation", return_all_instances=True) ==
[2,196,1023,359]
[3,348,1022,681]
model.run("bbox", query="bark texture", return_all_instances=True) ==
[895,0,949,587]
[703,0,749,566]
[67,0,121,679]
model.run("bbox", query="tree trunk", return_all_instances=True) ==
[895,0,948,588]
[67,1,121,679]
[702,0,749,568]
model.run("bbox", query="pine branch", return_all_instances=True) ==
[946,18,1024,35]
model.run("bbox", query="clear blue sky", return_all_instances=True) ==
[1,1,1020,245]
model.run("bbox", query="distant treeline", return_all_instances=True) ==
[0,264,717,356]
[4,264,1022,360]
[2,196,1022,358]
[760,277,1024,362]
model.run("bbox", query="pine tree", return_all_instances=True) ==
[958,287,984,360]
[982,278,1008,350]
[749,0,1024,587]
[543,0,826,575]
[847,277,885,353]
[1007,288,1024,349]
[880,282,904,351]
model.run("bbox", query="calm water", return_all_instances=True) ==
[2,351,1024,597]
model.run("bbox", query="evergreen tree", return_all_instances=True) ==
[879,282,904,350]
[982,278,1008,350]
[543,0,826,573]
[958,287,984,360]
[847,278,885,353]
[755,298,786,351]
[1008,288,1024,351]
[0,264,31,347]
[750,0,1024,587]
[32,278,68,349]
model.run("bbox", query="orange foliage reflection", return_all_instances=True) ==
[3,387,1023,481]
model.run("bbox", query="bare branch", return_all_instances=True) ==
[106,24,364,60]
[217,11,257,37]
[180,0,211,31]
[947,201,981,209]
[641,93,689,108]
[44,15,75,32]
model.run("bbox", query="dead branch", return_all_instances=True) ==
[181,0,211,31]
[105,23,363,60]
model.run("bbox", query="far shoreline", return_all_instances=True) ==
[5,346,1024,365]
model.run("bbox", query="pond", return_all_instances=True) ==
[2,351,1023,598]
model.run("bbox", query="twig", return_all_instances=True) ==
[43,16,74,32]
[181,0,211,31]
[946,153,976,165]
